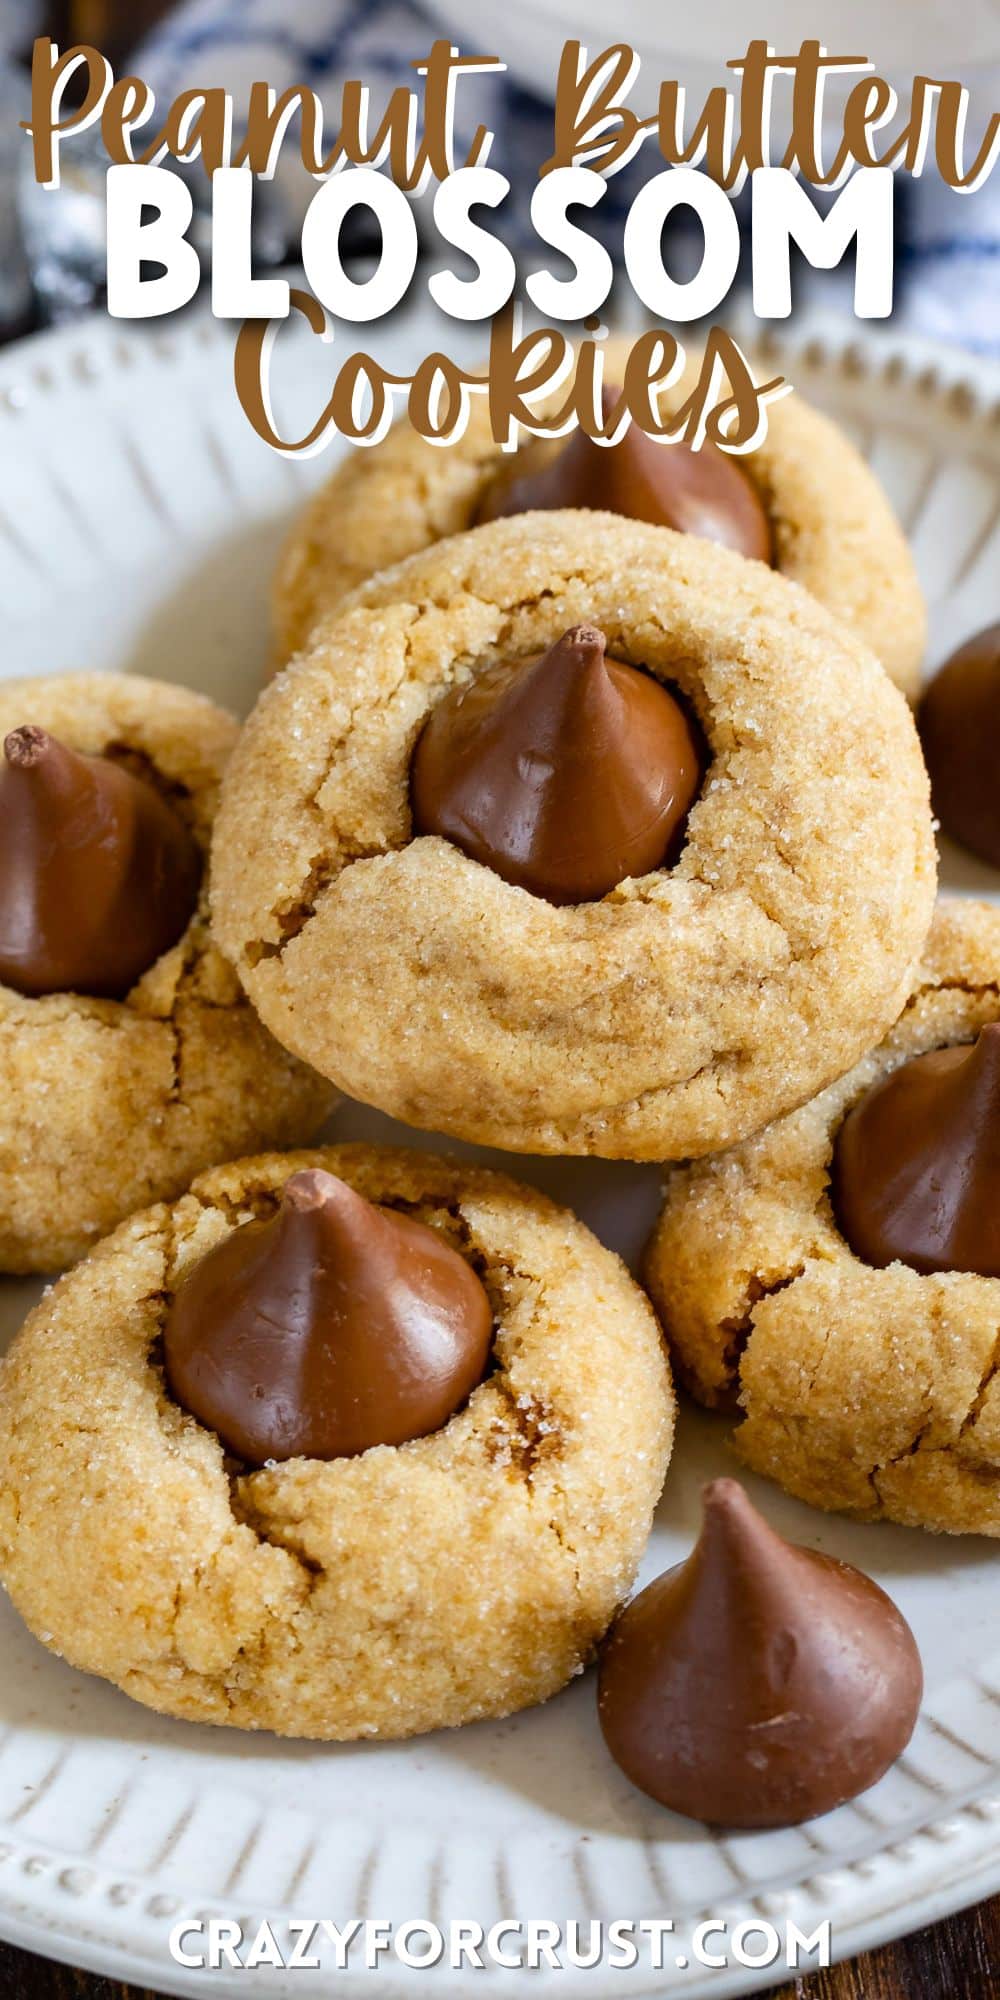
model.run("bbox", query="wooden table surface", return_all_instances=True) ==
[1,1894,998,1998]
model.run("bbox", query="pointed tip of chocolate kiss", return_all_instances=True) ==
[697,1475,794,1575]
[701,1474,746,1512]
[968,1019,1000,1066]
[953,1020,1000,1108]
[700,1474,776,1525]
[561,621,606,656]
[282,1166,353,1214]
[4,725,52,770]
[279,1165,383,1242]
[700,1475,758,1532]
[535,623,610,693]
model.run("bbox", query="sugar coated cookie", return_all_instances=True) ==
[213,514,936,1161]
[0,1146,674,1738]
[273,340,925,695]
[0,674,334,1272]
[645,900,1000,1536]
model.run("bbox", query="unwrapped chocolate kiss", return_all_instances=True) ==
[410,623,703,904]
[476,388,773,564]
[0,726,201,999]
[834,1024,1000,1278]
[919,622,1000,868]
[164,1167,494,1465]
[598,1478,922,1828]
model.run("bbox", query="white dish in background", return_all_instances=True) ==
[0,304,999,1997]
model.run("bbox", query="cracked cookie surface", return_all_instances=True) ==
[213,513,936,1161]
[0,1145,674,1738]
[645,900,1000,1537]
[0,675,335,1273]
[272,338,925,696]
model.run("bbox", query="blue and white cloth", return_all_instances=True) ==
[134,0,1000,351]
[3,0,1000,349]
[895,172,1000,354]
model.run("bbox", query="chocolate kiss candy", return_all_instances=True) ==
[918,623,1000,868]
[476,388,773,564]
[0,726,201,999]
[598,1479,922,1829]
[833,1024,1000,1277]
[410,624,703,904]
[163,1168,494,1465]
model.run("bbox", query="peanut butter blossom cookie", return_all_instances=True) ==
[0,1146,674,1738]
[272,342,925,696]
[0,674,334,1272]
[645,900,1000,1537]
[212,513,936,1162]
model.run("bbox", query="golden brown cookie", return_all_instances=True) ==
[0,674,334,1273]
[273,339,925,696]
[213,513,936,1162]
[0,1145,675,1739]
[645,900,1000,1537]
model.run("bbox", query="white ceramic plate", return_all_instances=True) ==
[1,302,1000,1999]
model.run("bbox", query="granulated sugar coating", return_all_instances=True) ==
[646,901,1000,1538]
[0,1145,674,1738]
[212,512,936,1161]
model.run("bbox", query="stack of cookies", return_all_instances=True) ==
[3,336,997,1832]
